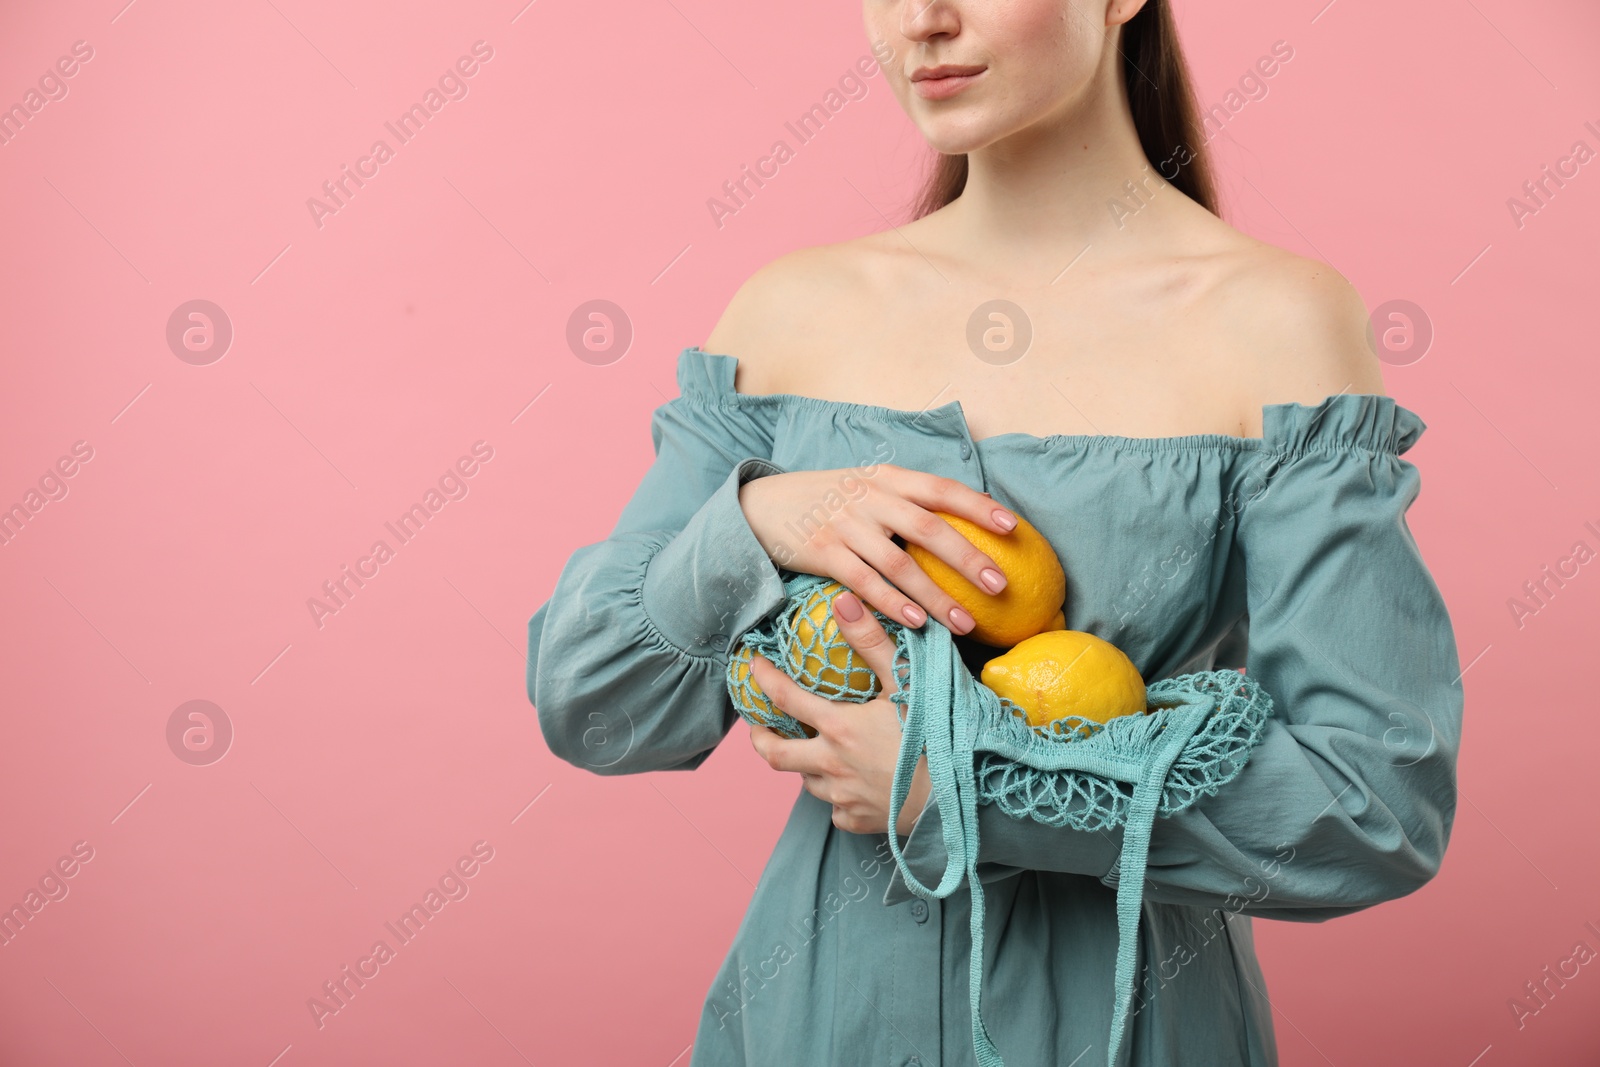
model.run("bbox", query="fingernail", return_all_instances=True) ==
[834,591,863,622]
[993,509,1017,531]
[949,606,975,633]
[901,604,926,626]
[980,568,1006,593]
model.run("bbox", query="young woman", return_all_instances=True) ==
[526,1,1463,1064]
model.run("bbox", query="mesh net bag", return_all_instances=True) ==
[726,571,1273,1067]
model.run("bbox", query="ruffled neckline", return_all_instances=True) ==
[678,346,1426,456]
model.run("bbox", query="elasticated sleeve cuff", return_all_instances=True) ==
[640,456,788,657]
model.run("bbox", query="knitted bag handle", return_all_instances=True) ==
[728,572,1273,1067]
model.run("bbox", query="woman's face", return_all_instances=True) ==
[864,0,1141,155]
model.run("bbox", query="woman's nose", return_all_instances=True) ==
[899,0,961,43]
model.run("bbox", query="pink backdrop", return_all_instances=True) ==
[1,1,1597,1064]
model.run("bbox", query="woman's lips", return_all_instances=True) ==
[912,68,986,100]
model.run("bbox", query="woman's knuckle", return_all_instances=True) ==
[879,550,916,582]
[906,510,943,543]
[955,540,986,571]
[881,543,917,579]
[933,475,967,502]
[809,523,842,552]
[827,512,863,540]
[845,560,883,594]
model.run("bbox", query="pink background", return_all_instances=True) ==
[1,0,1597,1064]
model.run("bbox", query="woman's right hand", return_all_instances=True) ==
[737,465,1017,636]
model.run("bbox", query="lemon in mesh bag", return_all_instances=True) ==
[981,630,1147,729]
[729,580,900,739]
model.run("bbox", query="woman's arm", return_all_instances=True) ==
[526,354,790,775]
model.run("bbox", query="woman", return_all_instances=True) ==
[526,1,1463,1064]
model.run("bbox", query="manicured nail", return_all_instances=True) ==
[902,604,926,626]
[834,592,863,622]
[980,568,1006,593]
[949,606,976,633]
[993,509,1017,531]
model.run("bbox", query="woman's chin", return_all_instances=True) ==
[914,123,1002,157]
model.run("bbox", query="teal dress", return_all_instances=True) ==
[525,346,1463,1067]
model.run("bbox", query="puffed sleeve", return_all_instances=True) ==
[526,349,791,775]
[886,394,1465,918]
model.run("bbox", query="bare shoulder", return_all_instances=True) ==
[1208,243,1388,434]
[700,241,875,396]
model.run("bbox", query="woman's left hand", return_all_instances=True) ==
[747,590,933,837]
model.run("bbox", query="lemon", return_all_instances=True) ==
[785,582,882,701]
[904,511,1066,647]
[729,643,768,713]
[980,630,1146,728]
[731,643,817,738]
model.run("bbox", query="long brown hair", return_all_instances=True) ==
[908,0,1219,221]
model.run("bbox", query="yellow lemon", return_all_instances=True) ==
[980,630,1146,729]
[904,511,1066,647]
[729,643,768,713]
[731,643,817,738]
[785,582,881,701]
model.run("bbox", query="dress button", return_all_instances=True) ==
[906,1057,923,1067]
[960,440,972,460]
[910,899,929,923]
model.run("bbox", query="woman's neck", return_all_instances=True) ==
[931,88,1215,282]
